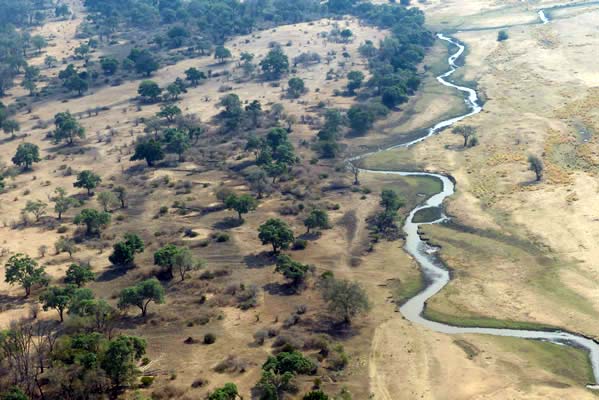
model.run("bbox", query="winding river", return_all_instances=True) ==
[354,16,599,389]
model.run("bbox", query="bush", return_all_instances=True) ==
[254,329,269,345]
[497,30,509,42]
[191,378,208,388]
[213,232,230,242]
[204,333,216,344]
[292,239,308,250]
[140,376,155,387]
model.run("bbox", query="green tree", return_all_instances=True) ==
[165,83,182,101]
[347,105,374,134]
[40,285,75,322]
[287,77,305,98]
[44,55,58,68]
[118,278,165,317]
[2,119,20,138]
[303,391,330,400]
[258,219,294,254]
[101,335,147,387]
[54,111,85,145]
[346,70,364,95]
[74,209,111,236]
[133,51,159,76]
[31,35,47,55]
[109,233,145,267]
[64,263,95,287]
[224,193,258,221]
[172,246,202,281]
[380,189,404,213]
[74,170,101,196]
[304,209,329,233]
[214,46,232,63]
[131,139,164,167]
[275,254,310,288]
[5,253,49,297]
[157,104,181,123]
[260,47,289,80]
[381,85,407,108]
[51,187,78,220]
[164,129,190,161]
[320,278,370,325]
[263,350,317,375]
[100,57,119,75]
[452,125,476,148]
[22,200,47,222]
[254,370,295,400]
[528,154,544,182]
[208,383,240,400]
[138,80,162,103]
[65,75,88,96]
[12,143,41,170]
[153,244,181,279]
[184,67,206,86]
[114,186,128,209]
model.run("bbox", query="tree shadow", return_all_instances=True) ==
[213,217,243,230]
[244,252,274,269]
[96,266,130,282]
[262,282,299,296]
[307,315,363,340]
[297,232,321,241]
[0,293,27,310]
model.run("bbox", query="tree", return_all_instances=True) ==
[138,80,162,103]
[74,209,111,236]
[381,85,407,108]
[528,154,544,182]
[287,77,305,98]
[452,125,476,148]
[185,67,206,86]
[131,139,164,167]
[340,29,353,42]
[254,370,295,400]
[304,391,329,400]
[172,246,202,281]
[224,193,258,221]
[51,187,78,220]
[22,200,47,222]
[54,111,85,145]
[118,278,165,317]
[64,263,95,287]
[5,254,49,297]
[219,93,243,131]
[74,170,101,195]
[263,350,317,375]
[320,278,370,325]
[304,209,329,233]
[347,105,374,134]
[275,254,310,288]
[74,43,90,60]
[44,55,58,68]
[12,143,40,170]
[109,233,145,267]
[39,286,74,322]
[97,191,119,212]
[55,237,77,257]
[133,52,159,76]
[100,57,119,75]
[380,189,404,213]
[31,35,47,55]
[153,244,182,279]
[214,46,232,63]
[347,70,364,95]
[258,219,294,254]
[247,167,270,199]
[157,104,182,123]
[260,47,289,80]
[114,186,128,208]
[165,83,182,101]
[65,75,88,96]
[101,335,147,387]
[1,387,28,400]
[208,383,240,400]
[3,119,20,137]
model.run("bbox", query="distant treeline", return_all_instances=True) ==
[83,0,434,109]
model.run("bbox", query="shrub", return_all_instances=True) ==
[204,333,216,344]
[292,239,308,250]
[497,30,509,42]
[140,376,155,387]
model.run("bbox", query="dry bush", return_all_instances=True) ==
[151,385,186,400]
[213,355,249,373]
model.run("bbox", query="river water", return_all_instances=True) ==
[354,27,599,388]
